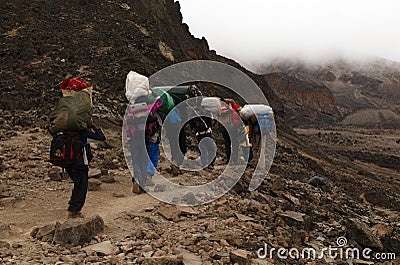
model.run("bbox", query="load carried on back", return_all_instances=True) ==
[48,77,99,169]
[158,85,202,106]
[201,97,222,116]
[49,78,93,135]
[124,71,161,138]
[239,104,273,120]
[125,71,151,102]
[240,104,274,136]
[147,88,175,114]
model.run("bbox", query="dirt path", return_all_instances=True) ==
[0,129,160,243]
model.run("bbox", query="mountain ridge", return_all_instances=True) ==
[257,57,400,127]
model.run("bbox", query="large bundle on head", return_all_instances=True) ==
[239,104,273,119]
[49,90,93,135]
[201,97,222,115]
[60,77,93,104]
[125,71,150,102]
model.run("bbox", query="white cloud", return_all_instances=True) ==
[177,0,400,67]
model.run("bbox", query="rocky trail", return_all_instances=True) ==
[0,125,399,264]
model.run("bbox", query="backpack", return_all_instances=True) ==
[126,102,149,137]
[147,88,175,114]
[49,90,93,135]
[146,112,161,137]
[220,102,242,127]
[128,102,149,123]
[166,108,182,124]
[158,86,202,105]
[49,133,82,168]
[256,112,273,135]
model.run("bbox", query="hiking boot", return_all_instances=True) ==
[146,176,155,187]
[132,182,141,194]
[140,186,147,193]
[170,164,180,176]
[67,210,83,219]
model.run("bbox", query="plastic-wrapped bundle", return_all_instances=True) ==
[201,97,222,115]
[239,104,273,119]
[125,71,150,102]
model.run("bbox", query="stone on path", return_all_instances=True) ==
[53,215,105,247]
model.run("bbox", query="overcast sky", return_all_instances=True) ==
[177,0,400,69]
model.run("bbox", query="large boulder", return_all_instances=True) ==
[53,215,104,247]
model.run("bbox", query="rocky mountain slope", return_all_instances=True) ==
[0,1,399,264]
[0,0,282,129]
[258,58,400,127]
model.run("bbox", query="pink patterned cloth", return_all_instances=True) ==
[125,97,163,138]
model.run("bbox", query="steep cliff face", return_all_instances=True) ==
[264,73,339,125]
[0,0,281,128]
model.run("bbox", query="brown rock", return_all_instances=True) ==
[53,215,105,247]
[381,234,400,254]
[220,239,230,247]
[278,211,306,228]
[0,197,14,206]
[178,206,200,216]
[31,223,56,241]
[145,231,160,240]
[142,244,153,252]
[347,218,384,250]
[47,167,62,181]
[157,205,182,222]
[235,212,255,222]
[82,241,114,256]
[100,175,116,183]
[88,179,102,191]
[230,249,252,264]
[153,249,167,257]
[103,160,118,170]
[88,168,102,178]
[282,192,301,206]
[371,223,393,239]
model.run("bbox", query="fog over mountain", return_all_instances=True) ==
[178,0,400,70]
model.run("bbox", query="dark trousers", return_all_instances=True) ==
[166,123,187,166]
[197,132,216,168]
[222,127,240,163]
[65,167,88,212]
